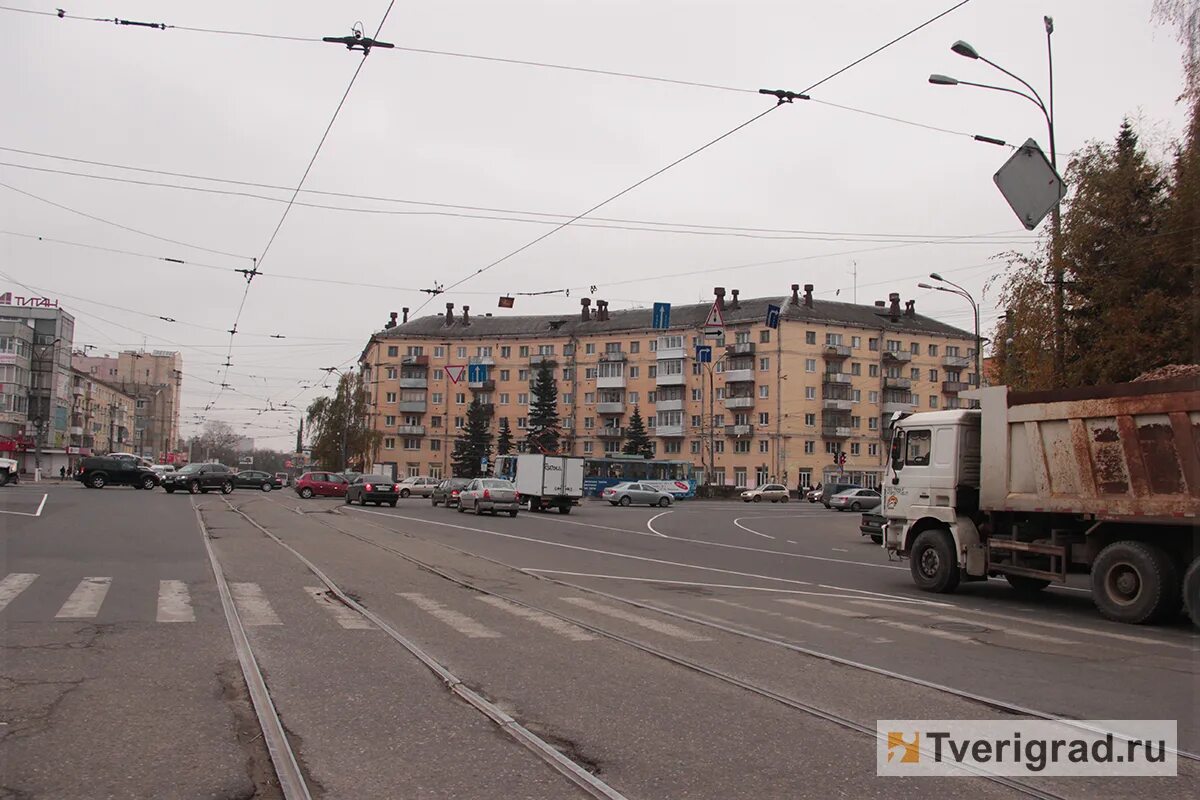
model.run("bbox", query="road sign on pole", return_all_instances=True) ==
[703,299,725,338]
[765,304,781,329]
[993,138,1066,230]
[695,345,712,363]
[467,363,488,383]
[652,302,671,330]
[446,365,466,384]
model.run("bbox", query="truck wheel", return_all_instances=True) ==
[909,528,960,593]
[1183,556,1200,630]
[557,505,571,515]
[1004,574,1051,595]
[1092,541,1180,624]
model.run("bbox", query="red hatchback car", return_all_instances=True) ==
[294,471,349,499]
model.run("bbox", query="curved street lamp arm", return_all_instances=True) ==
[956,79,1049,127]
[979,55,1049,120]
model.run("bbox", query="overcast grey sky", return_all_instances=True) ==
[1,0,1190,446]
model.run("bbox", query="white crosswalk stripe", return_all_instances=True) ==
[156,580,195,623]
[476,595,596,641]
[561,596,710,641]
[0,573,38,612]
[56,577,112,619]
[777,598,980,644]
[306,587,375,629]
[399,592,501,638]
[848,599,1080,645]
[231,582,282,626]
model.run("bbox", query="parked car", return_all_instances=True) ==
[805,486,824,503]
[233,470,275,492]
[76,456,160,490]
[431,477,473,508]
[345,474,400,506]
[1,456,20,486]
[740,483,790,503]
[602,481,673,507]
[396,475,439,498]
[829,487,881,512]
[294,471,348,499]
[150,464,176,477]
[819,482,861,508]
[860,512,885,545]
[273,472,290,488]
[109,452,156,469]
[161,463,235,494]
[457,478,520,517]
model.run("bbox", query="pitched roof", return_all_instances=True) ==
[373,293,973,341]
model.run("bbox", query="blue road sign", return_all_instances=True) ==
[766,303,781,329]
[652,302,671,330]
[695,345,712,363]
[467,363,489,383]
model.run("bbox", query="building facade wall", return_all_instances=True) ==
[69,369,136,457]
[0,320,34,442]
[72,350,183,461]
[359,295,976,489]
[0,303,76,473]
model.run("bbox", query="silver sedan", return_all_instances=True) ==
[828,488,881,512]
[457,478,520,517]
[602,482,673,507]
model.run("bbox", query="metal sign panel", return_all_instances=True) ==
[703,299,725,338]
[765,304,781,329]
[695,345,712,363]
[467,363,488,383]
[993,138,1066,230]
[446,365,466,384]
[652,302,671,330]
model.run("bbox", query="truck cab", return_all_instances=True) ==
[883,410,984,591]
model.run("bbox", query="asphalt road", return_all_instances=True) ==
[2,483,1196,799]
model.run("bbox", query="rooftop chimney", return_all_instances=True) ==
[461,305,471,325]
[888,292,901,322]
[729,289,740,310]
[445,303,455,325]
[904,299,915,318]
[385,311,398,329]
[402,307,409,324]
[791,283,801,304]
[714,287,726,311]
[874,300,886,308]
[803,284,814,308]
[580,298,591,322]
[596,300,609,322]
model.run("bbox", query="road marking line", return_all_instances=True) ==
[561,596,709,641]
[523,570,823,594]
[787,540,797,544]
[645,510,671,537]
[476,595,596,641]
[732,518,775,539]
[55,576,112,619]
[777,598,980,645]
[0,573,38,612]
[34,493,46,517]
[156,580,195,623]
[398,592,500,638]
[0,493,48,517]
[304,587,374,629]
[230,583,282,626]
[709,597,892,643]
[815,583,952,606]
[847,599,1079,645]
[831,547,849,552]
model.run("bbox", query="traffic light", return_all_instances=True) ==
[838,451,847,466]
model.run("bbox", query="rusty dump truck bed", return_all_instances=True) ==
[975,377,1200,520]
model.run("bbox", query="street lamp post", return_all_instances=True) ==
[928,19,1063,384]
[920,275,981,401]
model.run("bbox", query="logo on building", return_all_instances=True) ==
[0,292,59,308]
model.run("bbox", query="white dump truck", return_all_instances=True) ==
[0,456,19,486]
[883,377,1200,627]
[494,453,584,514]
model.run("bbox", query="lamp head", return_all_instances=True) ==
[928,74,959,86]
[951,40,980,59]
[917,282,934,289]
[929,272,944,281]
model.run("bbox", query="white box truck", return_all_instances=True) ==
[883,378,1200,627]
[494,454,584,514]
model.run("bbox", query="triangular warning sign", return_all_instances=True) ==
[703,299,725,332]
[446,365,466,384]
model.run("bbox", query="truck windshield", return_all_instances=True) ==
[905,429,932,466]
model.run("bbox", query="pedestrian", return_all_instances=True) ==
[59,465,66,481]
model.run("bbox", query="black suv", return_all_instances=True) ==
[161,463,235,495]
[77,456,160,490]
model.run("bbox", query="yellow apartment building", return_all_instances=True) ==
[358,284,978,490]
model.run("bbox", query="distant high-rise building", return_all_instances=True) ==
[71,350,183,461]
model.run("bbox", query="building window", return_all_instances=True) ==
[868,391,879,403]
[500,346,511,358]
[850,442,861,456]
[911,367,921,381]
[910,342,920,355]
[385,415,396,426]
[851,336,861,349]
[456,346,467,358]
[397,437,416,450]
[825,441,840,455]
[385,392,397,403]
[499,393,510,404]
[584,392,595,403]
[563,368,573,380]
[499,369,510,381]
[517,417,527,428]
[928,344,939,357]
[629,366,639,378]
[433,369,444,380]
[538,344,555,356]
[518,393,529,404]
[384,437,395,449]
[868,364,879,377]
[930,395,939,408]
[758,412,769,426]
[519,369,530,381]
[734,440,751,453]
[387,346,398,357]
[852,389,861,402]
[868,417,879,430]
[648,365,658,378]
[454,416,464,428]
[691,388,702,401]
[520,346,530,357]
[886,340,901,352]
[715,388,725,400]
[407,464,420,478]
[662,440,682,454]
[562,393,573,404]
[690,414,701,427]
[850,362,861,376]
[713,440,724,453]
[929,369,938,382]
[805,331,816,345]
[563,344,575,356]
[629,341,640,354]
[690,440,701,454]
[759,357,769,371]
[453,393,464,404]
[628,391,639,404]
[805,359,816,373]
[585,367,598,379]
[868,443,878,456]
[692,363,702,375]
[851,415,861,428]
[385,367,397,379]
[759,329,771,343]
[759,439,769,453]
[805,387,816,400]
[804,440,815,454]
[804,413,816,426]
[759,385,768,398]
[430,346,443,358]
[583,441,594,453]
[947,345,960,357]
[431,393,443,404]
[431,415,442,427]
[734,468,748,488]
[477,346,493,357]
[869,338,879,351]
[585,342,596,355]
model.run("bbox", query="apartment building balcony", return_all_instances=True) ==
[529,354,558,367]
[398,400,427,413]
[468,379,495,392]
[595,427,624,438]
[72,383,85,397]
[399,377,428,389]
[724,424,752,438]
[883,349,913,363]
[726,341,756,356]
[396,425,426,436]
[943,354,972,369]
[596,374,627,389]
[655,338,686,360]
[821,425,852,439]
[724,369,755,383]
[478,403,496,417]
[596,402,625,415]
[599,351,626,362]
[723,396,755,409]
[655,424,684,437]
[883,376,912,390]
[881,399,917,415]
[822,398,854,411]
[468,355,496,366]
[655,371,686,386]
[942,381,970,394]
[401,354,429,366]
[822,344,851,360]
[655,398,683,412]
[821,372,852,385]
